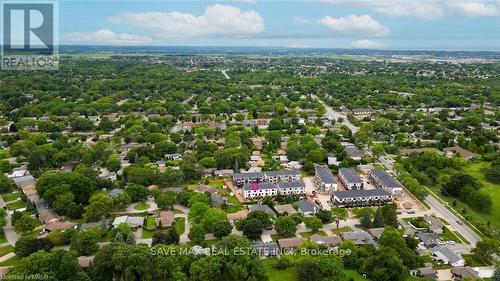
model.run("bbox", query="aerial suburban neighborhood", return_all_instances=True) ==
[0,1,498,281]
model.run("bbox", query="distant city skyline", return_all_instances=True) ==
[55,0,500,51]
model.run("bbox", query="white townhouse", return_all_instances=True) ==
[314,166,338,192]
[277,180,306,196]
[242,182,278,199]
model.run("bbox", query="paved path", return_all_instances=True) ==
[0,253,15,262]
[4,212,20,246]
[174,204,191,244]
[221,70,230,80]
[311,94,359,134]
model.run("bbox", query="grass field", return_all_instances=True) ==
[299,230,327,238]
[427,161,500,234]
[7,200,26,210]
[0,245,14,257]
[270,233,296,242]
[329,226,353,235]
[2,193,21,202]
[134,203,150,211]
[0,255,21,266]
[175,217,185,235]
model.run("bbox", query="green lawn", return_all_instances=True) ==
[141,229,154,239]
[440,226,461,243]
[299,230,327,239]
[2,193,21,202]
[7,200,26,210]
[0,234,7,244]
[268,267,298,281]
[175,217,185,235]
[0,255,21,266]
[427,161,500,235]
[270,233,296,242]
[173,208,185,214]
[134,203,150,211]
[329,226,353,235]
[225,196,243,214]
[463,254,491,267]
[145,217,156,230]
[0,245,14,257]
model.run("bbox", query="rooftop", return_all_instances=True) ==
[315,167,337,184]
[339,168,363,184]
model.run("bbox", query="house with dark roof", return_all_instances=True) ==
[247,204,275,216]
[314,166,338,192]
[107,188,125,198]
[254,241,279,257]
[295,199,319,216]
[278,237,305,252]
[338,168,363,190]
[310,234,342,248]
[341,231,376,246]
[343,146,365,160]
[331,189,392,207]
[431,246,465,267]
[275,204,298,215]
[417,232,440,248]
[370,169,403,197]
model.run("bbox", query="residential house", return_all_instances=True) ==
[424,215,444,235]
[314,166,338,192]
[195,185,218,195]
[211,194,228,208]
[165,153,182,161]
[278,237,305,252]
[227,209,248,224]
[410,268,438,279]
[443,146,476,159]
[107,189,125,198]
[431,246,465,267]
[370,169,403,197]
[399,148,441,156]
[280,161,303,170]
[417,232,441,248]
[214,169,234,177]
[112,216,145,229]
[274,204,298,215]
[338,168,363,190]
[341,231,376,246]
[295,199,319,216]
[352,108,374,116]
[327,155,341,166]
[254,241,279,257]
[157,211,175,228]
[367,227,385,240]
[247,204,275,216]
[310,234,342,248]
[331,189,392,208]
[451,267,479,279]
[343,146,365,160]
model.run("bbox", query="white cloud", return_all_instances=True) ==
[352,39,384,49]
[107,4,264,39]
[284,40,311,48]
[293,16,310,25]
[324,0,445,20]
[318,15,390,37]
[447,1,498,17]
[64,29,152,44]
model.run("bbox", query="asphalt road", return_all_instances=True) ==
[312,94,359,134]
[425,195,481,246]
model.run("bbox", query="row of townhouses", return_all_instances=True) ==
[369,169,404,197]
[233,170,301,186]
[242,180,306,199]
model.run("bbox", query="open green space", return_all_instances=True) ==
[439,226,461,243]
[426,161,500,234]
[2,193,21,202]
[7,200,27,210]
[134,203,150,211]
[175,217,185,235]
[0,245,14,257]
[270,233,296,242]
[329,226,353,235]
[0,255,21,266]
[299,230,327,239]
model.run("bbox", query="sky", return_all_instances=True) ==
[56,0,500,50]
